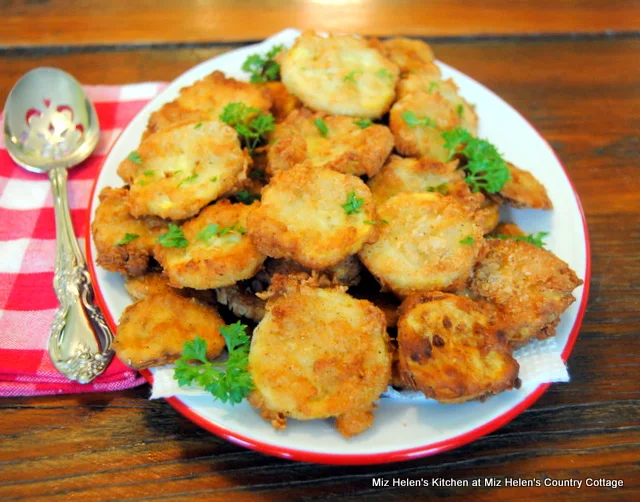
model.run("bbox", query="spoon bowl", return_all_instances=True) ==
[3,67,100,173]
[3,67,113,384]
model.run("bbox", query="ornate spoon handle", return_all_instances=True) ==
[48,166,114,384]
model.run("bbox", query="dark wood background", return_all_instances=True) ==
[1,1,639,500]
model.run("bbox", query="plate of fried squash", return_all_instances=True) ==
[87,28,589,464]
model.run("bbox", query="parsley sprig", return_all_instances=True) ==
[426,182,449,195]
[488,231,549,248]
[441,127,510,194]
[157,224,188,248]
[115,233,139,246]
[353,118,373,129]
[173,322,254,404]
[342,191,364,215]
[241,44,285,83]
[220,103,275,153]
[127,151,143,164]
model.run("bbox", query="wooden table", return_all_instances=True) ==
[2,1,639,500]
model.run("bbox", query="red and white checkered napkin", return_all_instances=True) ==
[0,82,167,397]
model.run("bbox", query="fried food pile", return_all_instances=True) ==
[93,30,583,438]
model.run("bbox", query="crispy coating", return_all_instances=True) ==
[396,73,478,134]
[397,292,519,403]
[155,200,266,289]
[124,272,174,300]
[470,239,583,348]
[267,108,394,177]
[247,276,392,437]
[247,164,378,269]
[389,92,461,160]
[494,162,554,209]
[473,198,501,235]
[113,292,226,369]
[371,37,437,75]
[261,81,303,122]
[281,31,399,119]
[91,187,168,275]
[359,193,483,296]
[117,120,249,220]
[491,222,527,238]
[144,71,272,138]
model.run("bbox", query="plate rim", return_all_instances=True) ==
[84,36,591,465]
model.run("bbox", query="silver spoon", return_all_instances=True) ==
[3,67,114,384]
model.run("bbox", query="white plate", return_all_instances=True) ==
[87,28,590,464]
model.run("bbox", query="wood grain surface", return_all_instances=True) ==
[2,1,640,499]
[2,0,640,46]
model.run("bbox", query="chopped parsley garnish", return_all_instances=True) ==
[488,231,549,248]
[127,151,143,164]
[426,182,449,195]
[197,223,246,242]
[428,81,440,93]
[173,322,254,404]
[194,122,203,129]
[235,190,261,205]
[314,118,329,138]
[344,70,363,83]
[220,102,275,153]
[143,170,155,176]
[341,191,364,215]
[353,118,373,129]
[178,173,198,187]
[364,219,389,225]
[138,179,147,187]
[402,110,437,128]
[115,233,139,246]
[241,44,285,83]
[441,127,510,193]
[459,236,475,245]
[457,104,464,117]
[157,224,188,248]
[376,68,394,80]
[210,176,218,182]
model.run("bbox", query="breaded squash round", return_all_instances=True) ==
[397,74,478,134]
[389,92,461,160]
[91,187,168,276]
[247,276,392,437]
[494,162,553,209]
[144,71,272,138]
[124,272,174,301]
[281,31,399,119]
[117,120,249,220]
[359,193,483,296]
[113,292,226,369]
[247,164,378,269]
[397,292,519,403]
[470,239,583,348]
[372,37,437,75]
[154,200,266,290]
[267,108,394,177]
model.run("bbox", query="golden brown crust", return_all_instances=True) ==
[113,292,226,369]
[247,276,392,437]
[247,164,379,269]
[397,292,519,403]
[144,70,272,138]
[494,162,554,210]
[261,81,303,122]
[91,187,168,275]
[359,193,483,296]
[281,31,399,118]
[389,92,459,160]
[124,272,175,300]
[117,120,249,220]
[266,108,394,177]
[371,37,437,75]
[470,239,583,348]
[154,200,266,289]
